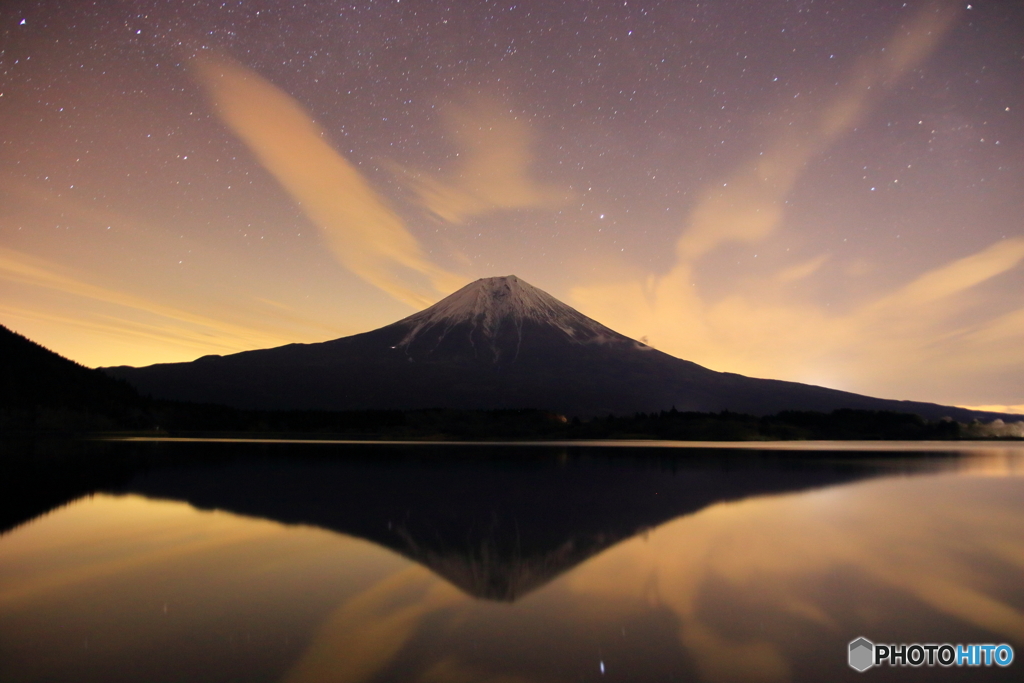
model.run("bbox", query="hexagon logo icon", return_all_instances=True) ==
[849,637,875,672]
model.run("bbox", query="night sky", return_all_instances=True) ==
[2,0,1022,410]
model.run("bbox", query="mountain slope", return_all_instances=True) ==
[1,324,145,431]
[103,276,1005,421]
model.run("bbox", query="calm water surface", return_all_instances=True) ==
[1,440,1023,682]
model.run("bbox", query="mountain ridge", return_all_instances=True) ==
[0,324,146,431]
[101,276,1013,421]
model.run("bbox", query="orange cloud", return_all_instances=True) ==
[566,3,1024,403]
[873,238,1024,309]
[394,99,568,224]
[960,404,1024,416]
[192,53,464,308]
[774,254,831,283]
[674,2,957,261]
[0,247,300,362]
[571,236,1024,398]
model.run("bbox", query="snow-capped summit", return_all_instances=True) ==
[394,275,626,358]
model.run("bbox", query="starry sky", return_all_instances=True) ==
[1,0,1022,411]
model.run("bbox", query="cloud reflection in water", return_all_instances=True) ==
[283,454,1024,682]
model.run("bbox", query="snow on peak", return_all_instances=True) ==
[394,275,624,348]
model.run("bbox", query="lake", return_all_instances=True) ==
[1,439,1022,682]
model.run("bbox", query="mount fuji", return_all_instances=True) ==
[103,275,991,420]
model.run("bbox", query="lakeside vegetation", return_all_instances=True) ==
[4,400,1021,441]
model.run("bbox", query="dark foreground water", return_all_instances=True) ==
[1,439,1023,682]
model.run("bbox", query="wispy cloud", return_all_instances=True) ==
[675,2,957,261]
[774,254,831,283]
[393,98,568,224]
[566,3,1018,402]
[0,247,299,363]
[571,235,1024,399]
[872,238,1024,310]
[192,53,464,308]
[959,404,1024,416]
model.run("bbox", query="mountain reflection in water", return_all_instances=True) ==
[1,441,1022,683]
[106,445,882,602]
